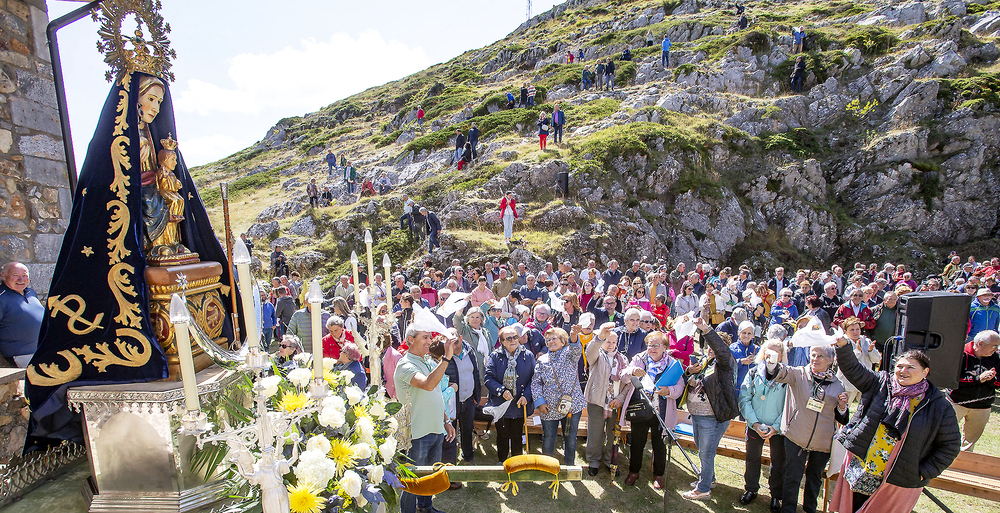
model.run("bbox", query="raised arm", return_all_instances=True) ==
[835,339,879,393]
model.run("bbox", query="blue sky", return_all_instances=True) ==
[49,0,561,167]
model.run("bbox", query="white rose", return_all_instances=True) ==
[352,442,372,460]
[295,449,337,487]
[378,438,397,462]
[344,386,364,406]
[287,368,313,388]
[260,375,282,398]
[339,470,363,497]
[385,417,398,435]
[356,416,375,439]
[318,408,345,429]
[341,370,355,384]
[323,357,337,372]
[368,464,384,484]
[306,435,331,455]
[322,395,347,415]
[368,402,387,419]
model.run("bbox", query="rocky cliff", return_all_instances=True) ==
[191,0,1000,282]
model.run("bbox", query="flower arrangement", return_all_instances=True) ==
[202,355,408,513]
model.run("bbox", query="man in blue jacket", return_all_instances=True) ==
[662,35,671,67]
[422,207,441,253]
[551,103,566,144]
[968,288,1000,341]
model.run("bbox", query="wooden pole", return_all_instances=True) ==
[409,465,583,482]
[220,182,241,348]
[523,404,529,453]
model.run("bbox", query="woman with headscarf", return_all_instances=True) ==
[682,318,740,501]
[620,329,685,488]
[837,316,881,406]
[738,339,788,509]
[583,322,630,476]
[530,327,585,465]
[762,344,849,513]
[828,344,960,512]
[484,326,535,463]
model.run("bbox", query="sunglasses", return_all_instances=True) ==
[500,335,519,343]
[640,320,654,324]
[279,344,291,349]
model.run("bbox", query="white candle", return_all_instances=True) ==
[170,293,200,412]
[364,229,375,291]
[350,251,362,310]
[383,253,393,316]
[233,238,259,349]
[307,279,324,380]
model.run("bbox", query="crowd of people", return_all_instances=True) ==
[257,249,999,513]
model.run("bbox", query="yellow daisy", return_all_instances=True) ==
[323,369,338,386]
[287,483,325,513]
[278,392,312,413]
[327,437,356,475]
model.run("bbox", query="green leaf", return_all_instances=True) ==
[385,402,402,415]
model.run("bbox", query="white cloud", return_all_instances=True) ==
[178,133,246,167]
[174,30,432,116]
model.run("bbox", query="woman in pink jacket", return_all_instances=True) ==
[499,191,518,243]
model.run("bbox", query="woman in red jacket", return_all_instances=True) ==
[499,191,518,243]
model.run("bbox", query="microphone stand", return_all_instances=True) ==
[630,374,700,513]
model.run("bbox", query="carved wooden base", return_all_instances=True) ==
[145,261,230,380]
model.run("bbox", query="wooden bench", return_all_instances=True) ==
[471,399,1000,507]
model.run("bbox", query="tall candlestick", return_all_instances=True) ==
[170,293,200,412]
[233,237,259,349]
[383,253,393,316]
[364,230,375,289]
[307,279,324,380]
[350,251,362,310]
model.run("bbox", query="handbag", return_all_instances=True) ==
[549,360,573,416]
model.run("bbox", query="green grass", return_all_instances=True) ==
[759,128,824,157]
[201,169,281,207]
[562,99,621,123]
[570,122,711,175]
[938,72,1000,109]
[843,26,899,58]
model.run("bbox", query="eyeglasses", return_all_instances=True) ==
[500,335,519,343]
[647,344,665,349]
[560,282,568,285]
[640,320,654,324]
[279,344,290,349]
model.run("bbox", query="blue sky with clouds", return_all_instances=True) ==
[49,0,561,166]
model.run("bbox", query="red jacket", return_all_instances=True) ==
[417,109,424,119]
[832,302,875,330]
[499,196,518,218]
[322,331,354,360]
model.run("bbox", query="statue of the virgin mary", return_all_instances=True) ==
[24,69,243,447]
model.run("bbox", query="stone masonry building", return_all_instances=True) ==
[0,0,71,299]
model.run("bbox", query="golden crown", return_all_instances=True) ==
[95,0,176,83]
[160,134,177,150]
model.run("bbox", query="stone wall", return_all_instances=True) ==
[0,368,27,463]
[0,0,69,298]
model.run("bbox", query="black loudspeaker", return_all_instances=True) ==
[893,291,971,389]
[556,171,569,196]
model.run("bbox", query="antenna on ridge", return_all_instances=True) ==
[526,0,532,20]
